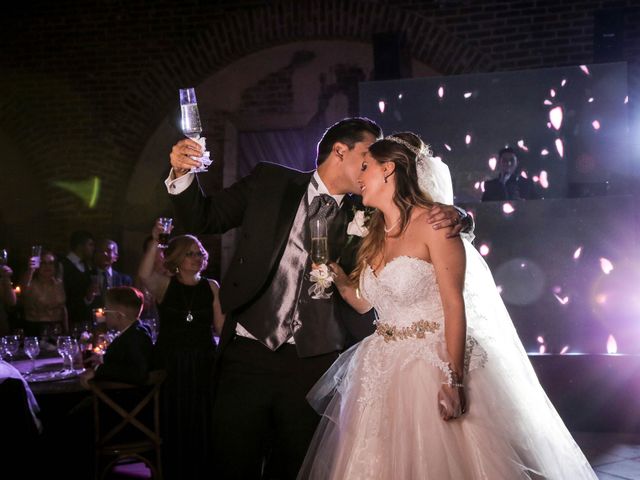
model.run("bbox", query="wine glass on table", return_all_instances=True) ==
[179,87,211,173]
[23,336,40,375]
[56,336,71,373]
[309,217,333,300]
[1,335,20,362]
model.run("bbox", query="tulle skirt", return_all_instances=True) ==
[298,333,597,480]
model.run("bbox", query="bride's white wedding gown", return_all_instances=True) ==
[299,241,597,479]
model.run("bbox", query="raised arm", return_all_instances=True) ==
[208,279,225,336]
[137,220,171,303]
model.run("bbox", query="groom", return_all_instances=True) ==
[166,117,469,478]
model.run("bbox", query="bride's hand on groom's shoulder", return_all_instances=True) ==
[437,384,467,421]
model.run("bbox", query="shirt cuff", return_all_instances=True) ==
[165,169,195,195]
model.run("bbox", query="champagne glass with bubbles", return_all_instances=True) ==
[179,87,211,173]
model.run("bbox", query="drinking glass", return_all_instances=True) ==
[30,245,42,269]
[0,249,7,265]
[179,88,202,139]
[56,336,71,372]
[310,217,329,265]
[179,87,211,173]
[158,217,173,249]
[66,338,80,372]
[23,336,40,375]
[1,335,20,362]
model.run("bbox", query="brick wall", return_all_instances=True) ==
[1,0,638,262]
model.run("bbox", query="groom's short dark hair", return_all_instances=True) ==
[316,117,382,166]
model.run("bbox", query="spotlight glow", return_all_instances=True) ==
[502,203,515,214]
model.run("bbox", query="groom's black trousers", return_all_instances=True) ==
[212,335,339,479]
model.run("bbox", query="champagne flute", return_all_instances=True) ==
[158,217,173,249]
[23,336,40,375]
[179,87,211,173]
[0,249,7,266]
[310,217,329,265]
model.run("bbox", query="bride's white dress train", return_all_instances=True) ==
[299,241,597,479]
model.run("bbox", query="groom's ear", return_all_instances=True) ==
[334,142,348,160]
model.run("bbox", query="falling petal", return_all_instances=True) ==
[464,92,472,98]
[547,122,552,129]
[592,120,601,130]
[539,345,546,354]
[541,149,549,155]
[14,286,21,294]
[537,336,545,344]
[474,182,480,190]
[378,101,385,113]
[552,286,562,294]
[573,247,582,259]
[624,95,628,104]
[479,244,490,256]
[438,86,444,98]
[555,138,564,158]
[517,139,529,151]
[539,170,549,188]
[549,106,563,130]
[554,294,569,305]
[561,79,567,87]
[488,157,497,170]
[560,345,570,354]
[520,171,528,179]
[502,203,515,214]
[579,65,590,75]
[550,88,556,97]
[434,156,442,162]
[600,257,613,274]
[496,285,503,294]
[606,334,617,354]
[444,144,452,151]
[480,181,485,193]
[465,134,472,145]
[533,176,539,182]
[588,97,594,103]
[398,93,403,100]
[543,99,553,105]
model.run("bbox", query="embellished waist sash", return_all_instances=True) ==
[375,319,440,343]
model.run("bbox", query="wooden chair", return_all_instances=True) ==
[87,370,166,480]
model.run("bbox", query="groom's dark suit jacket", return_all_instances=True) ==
[171,162,375,357]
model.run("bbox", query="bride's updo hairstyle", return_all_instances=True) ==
[350,132,434,282]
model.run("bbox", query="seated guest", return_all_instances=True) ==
[60,230,95,327]
[481,147,540,201]
[21,250,69,336]
[0,263,16,335]
[80,286,153,386]
[90,239,133,310]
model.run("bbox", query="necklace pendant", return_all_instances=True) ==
[186,311,194,323]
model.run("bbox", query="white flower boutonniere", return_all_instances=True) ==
[347,209,370,238]
[308,264,335,299]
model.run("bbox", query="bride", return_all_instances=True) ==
[298,132,596,479]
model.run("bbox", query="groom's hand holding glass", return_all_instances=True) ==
[170,139,205,177]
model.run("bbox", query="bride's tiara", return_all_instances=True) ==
[384,135,431,160]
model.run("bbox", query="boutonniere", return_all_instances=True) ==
[347,207,372,238]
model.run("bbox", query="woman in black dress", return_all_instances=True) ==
[138,220,224,479]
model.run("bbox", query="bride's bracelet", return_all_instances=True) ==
[442,381,464,388]
[444,370,464,388]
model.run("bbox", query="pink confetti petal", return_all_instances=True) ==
[606,335,617,354]
[537,336,545,344]
[554,294,569,305]
[592,120,601,130]
[588,97,594,103]
[561,79,567,87]
[549,106,563,130]
[465,134,471,145]
[444,144,452,151]
[520,171,528,179]
[599,257,613,274]
[438,86,444,98]
[479,244,490,256]
[502,203,515,214]
[550,88,556,98]
[555,138,564,158]
[539,345,546,354]
[573,247,582,260]
[560,345,570,354]
[464,92,472,98]
[541,149,549,155]
[378,101,385,113]
[579,65,590,75]
[517,139,529,151]
[488,157,497,170]
[539,170,549,188]
[543,99,553,105]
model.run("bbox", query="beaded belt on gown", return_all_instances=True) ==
[374,319,440,342]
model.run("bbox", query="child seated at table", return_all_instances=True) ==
[79,286,153,386]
